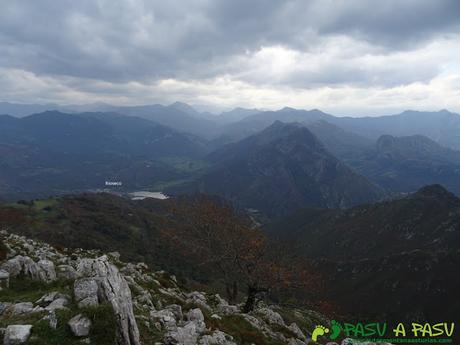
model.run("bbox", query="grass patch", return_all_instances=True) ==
[0,277,72,303]
[32,198,58,211]
[81,303,117,345]
[0,311,45,328]
[27,309,80,345]
[211,314,284,345]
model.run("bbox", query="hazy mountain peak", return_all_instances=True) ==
[168,101,199,115]
[412,184,458,201]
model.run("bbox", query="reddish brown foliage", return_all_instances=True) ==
[161,196,316,311]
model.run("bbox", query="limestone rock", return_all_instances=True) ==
[56,264,78,280]
[76,256,140,345]
[164,322,200,345]
[36,291,69,306]
[3,325,32,345]
[199,330,237,345]
[68,314,91,337]
[0,269,10,289]
[11,302,34,315]
[289,322,306,340]
[74,278,99,308]
[45,297,69,311]
[1,256,23,277]
[150,310,177,330]
[37,260,56,282]
[166,304,183,321]
[256,307,286,326]
[185,292,210,311]
[1,256,56,283]
[186,308,204,323]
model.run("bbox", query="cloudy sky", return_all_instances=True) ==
[1,0,459,115]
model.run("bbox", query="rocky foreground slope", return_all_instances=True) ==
[0,231,343,345]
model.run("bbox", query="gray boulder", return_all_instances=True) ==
[3,325,32,345]
[1,256,23,277]
[74,278,99,308]
[56,265,78,280]
[0,269,10,289]
[45,297,69,311]
[166,304,183,321]
[37,260,56,282]
[68,314,91,337]
[289,322,306,340]
[150,310,177,330]
[256,307,286,326]
[11,302,34,315]
[199,330,237,345]
[165,322,201,345]
[1,256,56,283]
[76,256,140,345]
[35,291,68,306]
[186,308,204,323]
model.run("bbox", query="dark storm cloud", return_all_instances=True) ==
[0,0,459,83]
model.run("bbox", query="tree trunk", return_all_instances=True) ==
[226,281,238,304]
[243,285,266,313]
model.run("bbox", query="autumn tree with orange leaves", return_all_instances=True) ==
[162,196,313,312]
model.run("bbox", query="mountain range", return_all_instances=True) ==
[2,102,460,217]
[269,184,460,322]
[0,111,209,200]
[169,121,384,216]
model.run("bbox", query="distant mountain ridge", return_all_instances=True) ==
[0,111,210,200]
[170,121,384,216]
[346,134,460,195]
[216,108,460,151]
[3,101,460,149]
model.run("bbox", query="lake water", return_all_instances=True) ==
[129,191,169,200]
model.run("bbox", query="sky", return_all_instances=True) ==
[0,0,459,116]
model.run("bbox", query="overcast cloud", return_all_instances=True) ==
[0,0,459,115]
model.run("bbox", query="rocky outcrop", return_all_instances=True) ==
[0,269,10,290]
[1,256,56,283]
[68,314,92,337]
[0,231,339,345]
[74,278,99,308]
[3,325,32,345]
[75,256,141,345]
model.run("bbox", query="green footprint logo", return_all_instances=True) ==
[312,325,329,342]
[329,320,342,340]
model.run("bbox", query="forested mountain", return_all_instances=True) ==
[270,184,460,322]
[0,111,209,200]
[346,134,460,195]
[170,121,384,216]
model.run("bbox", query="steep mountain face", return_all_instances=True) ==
[171,121,384,217]
[305,120,373,160]
[270,184,460,322]
[347,134,460,195]
[0,111,209,200]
